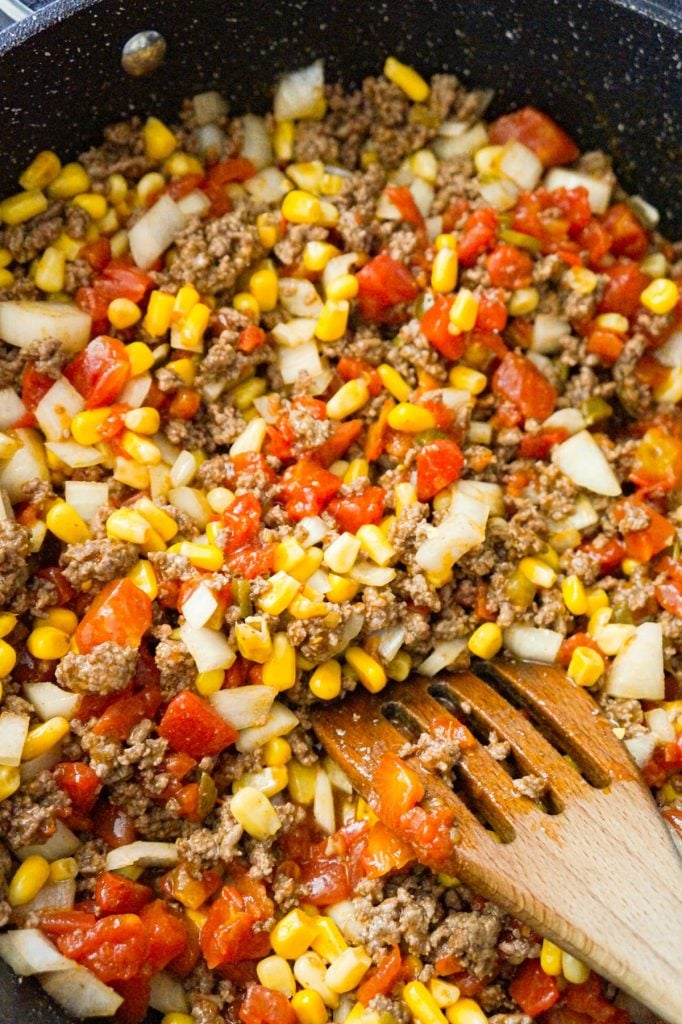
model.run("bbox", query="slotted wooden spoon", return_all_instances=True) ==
[312,659,682,1023]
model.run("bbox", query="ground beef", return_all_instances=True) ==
[429,904,505,978]
[0,202,65,263]
[196,307,269,400]
[56,643,137,695]
[74,839,107,895]
[80,118,154,181]
[432,156,480,215]
[352,878,444,956]
[0,519,31,608]
[361,585,399,631]
[176,802,244,874]
[0,844,11,928]
[154,633,196,699]
[489,1016,534,1024]
[286,603,356,663]
[511,774,548,801]
[613,333,652,417]
[24,336,70,377]
[0,771,70,850]
[402,727,463,775]
[273,223,328,266]
[60,537,138,591]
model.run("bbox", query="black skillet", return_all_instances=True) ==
[0,0,680,1019]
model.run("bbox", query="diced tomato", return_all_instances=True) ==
[99,260,154,303]
[602,202,649,260]
[74,578,152,654]
[139,900,188,972]
[239,985,297,1024]
[53,761,101,814]
[416,439,464,501]
[159,864,222,911]
[227,542,276,579]
[95,872,152,915]
[629,426,682,492]
[397,805,455,865]
[168,387,201,419]
[613,497,675,562]
[492,351,556,422]
[40,909,98,937]
[356,252,418,321]
[166,172,205,202]
[578,219,612,267]
[476,290,508,332]
[458,208,499,267]
[92,688,161,741]
[75,284,110,330]
[384,186,426,235]
[580,536,626,575]
[365,399,393,462]
[357,947,403,1005]
[486,243,534,290]
[508,958,561,1016]
[204,158,256,214]
[237,324,267,352]
[79,237,112,273]
[420,294,467,361]
[518,427,568,460]
[280,458,342,520]
[489,107,579,167]
[598,262,650,318]
[299,854,350,906]
[15,363,55,427]
[220,493,263,555]
[158,690,237,758]
[312,419,363,467]
[57,913,150,983]
[92,801,137,849]
[373,752,425,829]
[642,733,682,787]
[200,885,271,968]
[564,973,626,1022]
[328,485,386,533]
[361,822,415,879]
[230,452,277,486]
[586,329,624,365]
[64,335,131,409]
[337,356,383,397]
[112,975,151,1024]
[655,576,682,617]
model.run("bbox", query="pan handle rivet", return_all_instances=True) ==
[121,30,166,77]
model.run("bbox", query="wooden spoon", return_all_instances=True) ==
[312,659,682,1023]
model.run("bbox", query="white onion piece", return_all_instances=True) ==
[63,480,109,524]
[433,122,488,159]
[192,90,228,124]
[22,683,80,723]
[623,733,657,770]
[117,371,152,408]
[551,494,599,533]
[35,376,85,442]
[209,685,276,730]
[455,480,505,516]
[425,214,443,241]
[499,140,543,190]
[0,300,91,352]
[0,712,29,767]
[279,278,324,318]
[532,313,571,354]
[152,431,181,465]
[306,568,331,595]
[252,394,279,424]
[552,430,621,496]
[348,561,396,587]
[168,485,212,527]
[0,929,73,976]
[274,59,324,121]
[545,167,612,214]
[0,427,49,501]
[272,318,317,347]
[129,194,187,270]
[16,820,80,862]
[240,114,273,171]
[41,967,123,1017]
[181,582,219,629]
[236,702,299,753]
[375,191,402,220]
[297,516,329,547]
[503,624,563,663]
[279,341,322,385]
[149,972,190,1014]
[644,707,675,744]
[179,622,236,673]
[604,622,665,700]
[245,166,293,204]
[542,408,586,435]
[20,746,62,784]
[46,441,104,468]
[323,756,353,795]
[376,625,406,662]
[14,880,76,918]
[654,328,682,368]
[106,841,179,871]
[418,638,468,677]
[0,388,25,429]
[409,178,434,218]
[170,449,197,487]
[415,491,489,574]
[478,177,519,211]
[176,189,211,218]
[326,901,363,944]
[323,253,359,291]
[196,123,226,160]
[148,464,172,500]
[314,767,335,835]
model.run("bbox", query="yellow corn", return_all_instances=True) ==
[312,917,348,963]
[177,302,210,352]
[640,252,668,278]
[290,548,324,583]
[50,857,78,883]
[449,365,487,395]
[48,162,90,200]
[343,458,369,485]
[640,277,679,315]
[586,587,609,614]
[0,765,20,803]
[474,145,503,176]
[378,363,411,402]
[122,344,153,381]
[194,669,224,696]
[508,287,539,316]
[288,593,329,619]
[171,288,199,324]
[264,737,292,767]
[621,557,640,577]
[445,999,488,1024]
[519,556,557,588]
[235,617,273,663]
[106,173,128,204]
[291,990,328,1024]
[326,273,359,302]
[326,574,360,603]
[317,170,344,197]
[318,200,339,227]
[288,761,317,805]
[594,312,629,334]
[275,537,307,573]
[175,541,222,571]
[303,241,340,272]
[132,498,177,542]
[0,248,11,268]
[273,119,294,160]
[404,980,448,1024]
[568,266,598,295]
[309,660,342,701]
[561,951,590,985]
[72,191,107,220]
[0,268,14,288]
[271,907,318,959]
[257,572,301,615]
[356,524,395,567]
[119,430,161,465]
[46,500,90,544]
[429,980,462,1008]
[449,289,479,333]
[230,786,281,840]
[144,116,177,161]
[468,623,502,659]
[294,950,338,1008]
[71,407,115,445]
[394,481,418,515]
[19,150,61,190]
[384,56,430,102]
[282,189,323,224]
[316,300,349,343]
[106,508,153,545]
[346,647,386,694]
[8,855,51,907]
[387,402,436,433]
[0,189,48,225]
[326,378,368,420]
[0,640,17,678]
[26,626,70,661]
[587,606,612,638]
[34,246,66,293]
[161,1016,194,1024]
[256,211,280,249]
[540,938,563,976]
[431,248,458,293]
[121,407,160,436]
[562,574,588,615]
[287,160,325,192]
[233,766,288,797]
[262,632,298,691]
[568,646,604,688]
[108,297,141,330]
[387,650,411,681]
[232,291,259,320]
[325,946,371,993]
[143,290,174,337]
[127,559,159,600]
[22,717,70,761]
[257,955,296,997]
[324,533,361,575]
[410,148,438,183]
[249,265,278,312]
[36,608,77,635]
[166,356,197,386]
[164,151,203,177]
[0,613,17,639]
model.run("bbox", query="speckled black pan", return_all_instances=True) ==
[0,0,680,1019]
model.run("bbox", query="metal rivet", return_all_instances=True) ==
[121,30,166,77]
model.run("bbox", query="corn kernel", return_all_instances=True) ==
[257,572,301,615]
[448,365,486,395]
[569,266,598,295]
[127,559,158,600]
[320,172,344,196]
[26,626,70,661]
[172,285,199,321]
[432,247,458,293]
[175,302,210,352]
[309,660,342,701]
[233,766,288,798]
[144,116,177,161]
[235,617,273,663]
[257,955,296,997]
[404,980,448,1024]
[8,855,51,907]
[356,524,396,567]
[177,541,223,571]
[120,430,162,465]
[50,857,78,883]
[141,291,173,338]
[640,252,668,278]
[262,632,298,691]
[473,145,503,177]
[256,211,280,249]
[326,377,368,419]
[562,574,588,615]
[508,287,539,316]
[0,248,11,269]
[387,402,436,433]
[326,574,360,603]
[326,273,359,302]
[107,296,141,330]
[166,357,197,386]
[586,587,609,615]
[0,190,48,225]
[287,160,325,192]
[294,950,338,1008]
[384,56,430,102]
[230,787,281,840]
[303,241,340,272]
[594,312,629,334]
[114,457,150,492]
[291,990,328,1024]
[288,761,317,805]
[540,938,563,976]
[34,246,65,293]
[410,148,438,183]
[288,593,329,619]
[316,300,349,343]
[387,650,411,681]
[519,556,557,589]
[282,189,323,224]
[468,623,502,659]
[445,999,488,1024]
[0,269,14,289]
[106,508,153,546]
[193,669,224,696]
[449,289,479,333]
[0,613,17,639]
[394,482,418,515]
[567,646,605,688]
[346,647,386,694]
[344,458,370,485]
[640,277,679,315]
[230,292,258,321]
[264,737,292,767]
[561,951,590,985]
[312,917,348,963]
[0,765,20,803]
[22,717,70,760]
[323,533,361,575]
[46,500,90,544]
[0,639,17,677]
[164,151,203,177]
[249,265,278,312]
[71,192,107,220]
[48,163,90,200]
[325,946,371,993]
[375,363,410,402]
[271,907,318,959]
[20,150,61,191]
[429,980,462,1008]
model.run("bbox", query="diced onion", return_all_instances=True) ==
[498,140,543,190]
[16,820,80,862]
[455,480,505,516]
[245,166,293,204]
[425,214,443,241]
[0,300,91,352]
[327,901,363,944]
[552,430,621,496]
[192,90,228,125]
[196,123,226,160]
[208,685,277,730]
[376,625,406,662]
[348,561,397,587]
[168,485,212,527]
[433,122,488,159]
[149,972,190,1015]
[409,178,434,218]
[297,516,329,547]
[274,59,324,121]
[0,929,73,976]
[279,278,324,318]
[545,167,612,214]
[252,394,279,423]
[323,756,353,795]
[0,712,29,767]
[313,768,335,835]
[478,177,519,211]
[532,313,571,354]
[0,427,49,501]
[503,624,563,663]
[170,449,197,487]
[240,114,273,171]
[623,733,657,770]
[117,371,152,408]
[550,494,599,534]
[106,841,179,871]
[0,388,26,429]
[175,189,211,218]
[603,622,665,700]
[41,966,123,1017]
[626,194,659,229]
[416,491,489,575]
[418,638,468,677]
[129,194,187,270]
[542,408,586,435]
[278,340,322,384]
[644,707,675,744]
[46,441,104,468]
[179,621,236,673]
[272,317,318,347]
[14,880,76,918]
[20,746,63,784]
[654,329,682,368]
[63,480,109,524]
[35,376,85,442]
[322,253,359,291]
[236,702,299,753]
[22,682,80,723]
[181,582,219,629]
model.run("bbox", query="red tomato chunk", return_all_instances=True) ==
[158,690,237,758]
[74,578,152,654]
